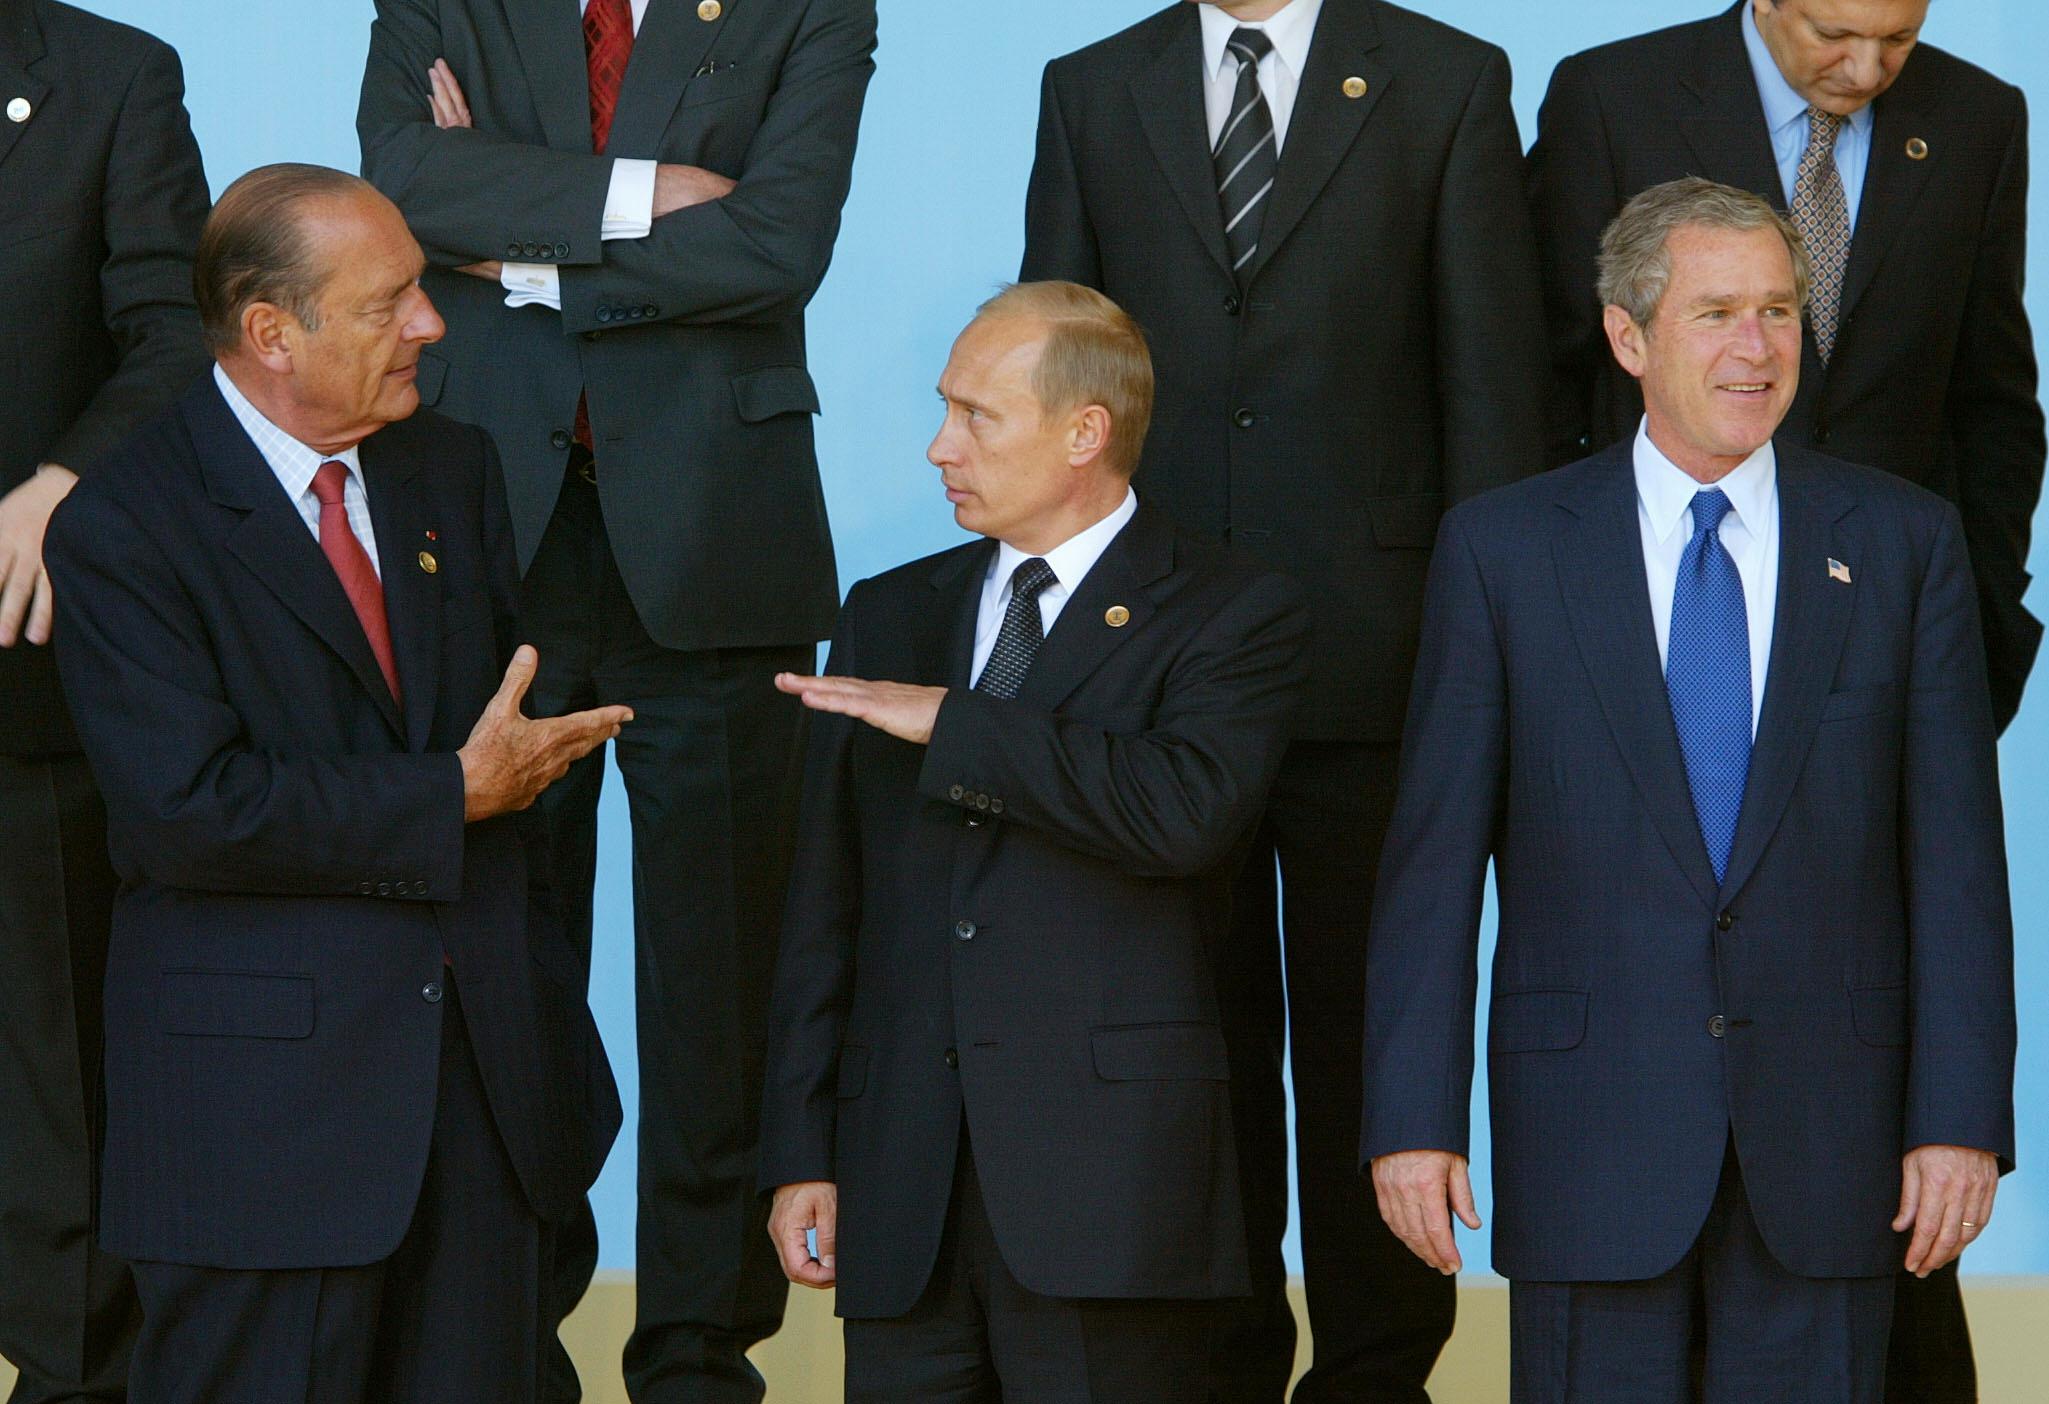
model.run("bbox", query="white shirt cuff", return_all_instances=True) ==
[603,158,657,240]
[500,262,562,311]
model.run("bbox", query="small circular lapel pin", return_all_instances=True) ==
[1343,77,1369,100]
[5,97,29,124]
[418,551,439,574]
[697,0,722,20]
[1105,605,1131,628]
[1906,137,1929,161]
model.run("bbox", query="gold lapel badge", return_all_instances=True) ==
[1343,76,1369,100]
[5,97,29,124]
[1105,605,1131,628]
[1828,558,1852,585]
[418,550,440,575]
[697,0,722,20]
[1906,137,1929,161]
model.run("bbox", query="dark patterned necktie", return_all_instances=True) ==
[1792,107,1850,363]
[974,558,1058,700]
[1214,26,1277,279]
[575,0,635,454]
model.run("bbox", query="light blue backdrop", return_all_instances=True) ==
[88,0,2047,1276]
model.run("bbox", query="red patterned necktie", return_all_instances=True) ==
[575,0,635,453]
[312,462,402,705]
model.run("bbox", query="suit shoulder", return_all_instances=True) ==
[1792,447,1955,527]
[842,540,987,615]
[1900,42,2026,112]
[388,406,494,462]
[40,1,181,73]
[1044,3,1184,81]
[1365,0,1510,71]
[1556,14,1715,88]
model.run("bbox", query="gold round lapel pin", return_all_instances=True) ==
[1105,605,1131,628]
[1906,137,1929,161]
[698,0,722,21]
[1343,77,1369,100]
[418,551,439,575]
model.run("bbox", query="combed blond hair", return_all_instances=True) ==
[1597,177,1811,332]
[976,282,1153,476]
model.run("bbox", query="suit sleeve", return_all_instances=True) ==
[1899,503,2017,1168]
[44,38,211,473]
[358,0,616,268]
[1525,52,1620,470]
[1434,46,1548,502]
[758,592,864,1192]
[44,487,467,901]
[1942,89,2045,734]
[916,575,1308,879]
[1019,61,1103,287]
[554,0,877,331]
[1358,509,1505,1166]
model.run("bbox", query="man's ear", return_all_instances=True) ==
[1603,303,1649,381]
[1068,404,1113,471]
[243,302,297,376]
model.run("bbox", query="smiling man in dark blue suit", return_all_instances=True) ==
[1361,178,2015,1402]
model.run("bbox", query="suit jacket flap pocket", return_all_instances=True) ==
[161,969,315,1040]
[1091,1022,1229,1081]
[836,1043,870,1098]
[731,365,820,423]
[1367,494,1443,550]
[1488,989,1588,1053]
[1850,984,1908,1047]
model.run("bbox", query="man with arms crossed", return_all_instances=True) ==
[760,283,1309,1402]
[44,165,628,1403]
[1363,179,2015,1403]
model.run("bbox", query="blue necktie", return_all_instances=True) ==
[1666,489,1751,883]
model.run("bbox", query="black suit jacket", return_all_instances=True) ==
[44,380,621,1268]
[1022,0,1547,742]
[1529,2,2045,728]
[758,507,1309,1316]
[357,0,875,653]
[0,0,209,756]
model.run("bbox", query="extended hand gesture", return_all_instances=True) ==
[776,673,948,745]
[458,645,632,821]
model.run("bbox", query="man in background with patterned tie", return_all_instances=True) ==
[1021,4,1548,1394]
[1528,15,2040,1388]
[1363,178,2015,1404]
[758,283,1309,1403]
[40,164,630,1404]
[356,3,876,1398]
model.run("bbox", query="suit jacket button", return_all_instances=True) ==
[520,241,538,257]
[377,881,393,896]
[944,1047,959,1069]
[989,798,1004,815]
[505,242,521,258]
[954,920,976,941]
[1233,407,1256,429]
[357,881,375,895]
[1223,294,1241,315]
[596,307,613,324]
[949,784,965,801]
[1716,911,1734,932]
[975,794,991,810]
[965,814,984,828]
[422,982,444,1004]
[555,242,570,258]
[1708,1014,1727,1038]
[1813,423,1831,446]
[646,304,660,317]
[551,429,573,450]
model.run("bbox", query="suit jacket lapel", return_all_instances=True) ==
[606,0,734,158]
[1678,7,1784,203]
[927,541,993,692]
[1716,452,1858,901]
[1243,0,1387,286]
[1838,62,1938,323]
[1129,6,1235,283]
[361,431,441,752]
[1013,508,1169,713]
[1551,447,1721,908]
[505,0,594,154]
[189,385,405,740]
[0,0,49,175]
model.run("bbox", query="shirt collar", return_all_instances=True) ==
[1742,1,1874,139]
[991,488,1139,602]
[213,363,364,503]
[1633,418,1777,546]
[1201,0,1324,84]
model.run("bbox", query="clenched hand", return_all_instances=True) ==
[458,645,632,821]
[768,1181,838,1289]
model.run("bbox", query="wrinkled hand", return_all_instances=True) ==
[776,673,946,745]
[653,162,737,217]
[458,646,633,821]
[1372,1150,1482,1275]
[1896,1144,1999,1276]
[0,464,77,647]
[768,1181,838,1289]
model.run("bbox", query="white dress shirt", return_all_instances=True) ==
[1634,420,1778,736]
[970,489,1139,689]
[501,0,660,310]
[1743,1,1873,230]
[1199,0,1325,154]
[214,364,381,579]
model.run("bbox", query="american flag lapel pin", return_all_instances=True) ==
[1828,558,1852,584]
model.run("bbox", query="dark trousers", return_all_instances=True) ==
[1211,741,1454,1403]
[523,460,803,1404]
[1509,1144,1894,1404]
[844,1138,1214,1403]
[1886,1266,1975,1403]
[0,752,136,1403]
[126,982,542,1404]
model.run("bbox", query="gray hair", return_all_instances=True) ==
[1596,177,1811,331]
[195,163,375,355]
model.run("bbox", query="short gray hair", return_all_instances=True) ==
[195,164,374,355]
[1596,177,1811,330]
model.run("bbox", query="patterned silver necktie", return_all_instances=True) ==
[974,558,1058,700]
[1791,107,1850,363]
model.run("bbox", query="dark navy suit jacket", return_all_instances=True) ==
[1361,440,2016,1282]
[44,378,620,1268]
